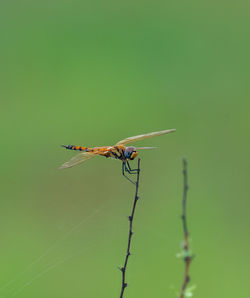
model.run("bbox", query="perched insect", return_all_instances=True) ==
[59,129,176,183]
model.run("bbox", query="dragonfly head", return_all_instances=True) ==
[124,147,138,160]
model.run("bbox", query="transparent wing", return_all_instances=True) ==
[59,152,98,170]
[135,147,157,150]
[116,129,176,146]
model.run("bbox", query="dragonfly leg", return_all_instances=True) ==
[122,162,136,184]
[124,162,136,174]
[126,161,139,174]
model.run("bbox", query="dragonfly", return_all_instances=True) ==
[59,129,176,183]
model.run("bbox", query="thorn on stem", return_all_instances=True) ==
[184,256,191,262]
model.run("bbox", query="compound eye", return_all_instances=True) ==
[124,149,131,159]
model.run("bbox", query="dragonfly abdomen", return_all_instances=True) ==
[62,145,87,151]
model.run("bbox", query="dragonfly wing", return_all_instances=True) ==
[116,129,176,146]
[135,147,157,150]
[59,152,98,170]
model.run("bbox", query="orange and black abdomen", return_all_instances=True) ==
[62,145,87,151]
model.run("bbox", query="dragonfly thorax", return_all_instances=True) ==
[124,147,138,160]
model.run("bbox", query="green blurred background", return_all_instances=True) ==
[1,0,249,297]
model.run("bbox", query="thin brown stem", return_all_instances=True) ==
[119,158,141,298]
[179,158,193,298]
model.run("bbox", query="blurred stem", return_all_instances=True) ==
[179,158,193,298]
[119,158,141,298]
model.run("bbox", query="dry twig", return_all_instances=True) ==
[119,158,141,298]
[179,158,194,298]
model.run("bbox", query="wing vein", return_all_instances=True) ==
[116,129,176,146]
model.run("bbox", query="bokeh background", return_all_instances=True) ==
[1,1,250,297]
